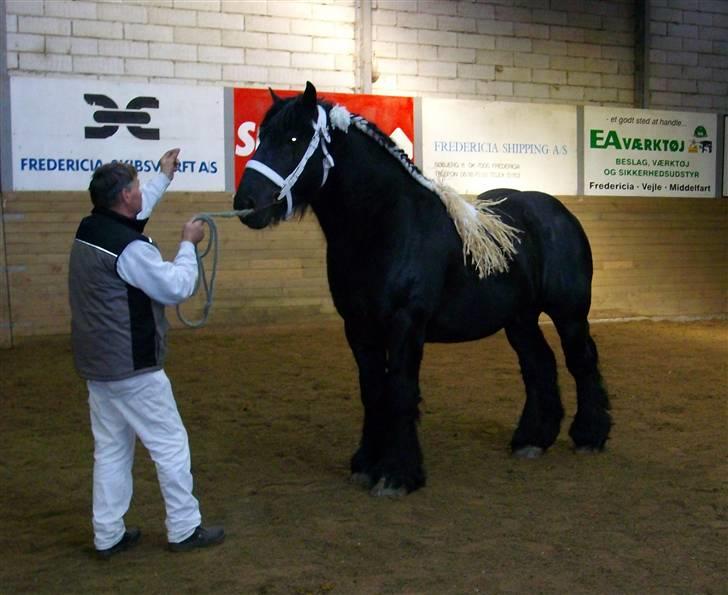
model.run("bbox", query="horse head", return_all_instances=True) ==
[234,81,334,229]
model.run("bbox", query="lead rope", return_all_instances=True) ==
[175,209,253,328]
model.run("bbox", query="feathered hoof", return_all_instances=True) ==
[369,477,407,499]
[513,445,544,459]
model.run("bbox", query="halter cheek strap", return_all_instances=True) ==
[245,105,335,219]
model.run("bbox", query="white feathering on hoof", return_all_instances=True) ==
[332,103,521,278]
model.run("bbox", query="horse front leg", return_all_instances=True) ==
[345,321,387,489]
[369,308,427,497]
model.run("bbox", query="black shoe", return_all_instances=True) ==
[97,527,141,560]
[168,525,224,552]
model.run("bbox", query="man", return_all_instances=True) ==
[68,148,224,558]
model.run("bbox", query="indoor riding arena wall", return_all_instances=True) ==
[0,191,725,344]
[1,0,727,348]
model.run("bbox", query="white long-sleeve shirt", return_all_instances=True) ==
[116,173,198,306]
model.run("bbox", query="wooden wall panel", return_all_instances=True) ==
[560,197,727,320]
[0,191,725,345]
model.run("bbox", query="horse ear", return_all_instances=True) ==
[302,81,317,110]
[269,87,283,104]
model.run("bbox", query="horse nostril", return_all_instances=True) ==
[234,193,251,210]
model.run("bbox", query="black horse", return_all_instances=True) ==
[234,82,611,496]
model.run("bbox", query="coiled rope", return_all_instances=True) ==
[175,209,253,328]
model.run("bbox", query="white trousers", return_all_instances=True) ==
[88,369,201,549]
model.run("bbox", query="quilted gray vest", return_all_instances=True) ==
[68,208,168,381]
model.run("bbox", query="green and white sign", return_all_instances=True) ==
[584,106,717,197]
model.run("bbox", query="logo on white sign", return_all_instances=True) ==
[84,94,159,140]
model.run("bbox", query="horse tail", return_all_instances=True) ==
[434,183,521,279]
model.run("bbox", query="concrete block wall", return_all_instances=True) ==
[371,0,637,104]
[649,0,728,111]
[4,0,358,90]
[3,0,726,110]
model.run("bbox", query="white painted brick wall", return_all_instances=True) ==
[268,33,312,53]
[221,63,267,85]
[6,0,42,16]
[2,0,724,109]
[124,23,174,43]
[148,41,194,62]
[246,15,289,34]
[97,3,147,24]
[198,45,245,65]
[18,15,71,36]
[197,11,245,31]
[514,82,550,100]
[102,39,149,59]
[222,30,266,48]
[174,26,221,46]
[72,19,122,40]
[399,43,436,60]
[438,77,475,96]
[292,52,335,70]
[19,52,72,72]
[44,1,97,20]
[148,7,196,27]
[124,57,174,78]
[246,49,289,68]
[175,60,220,81]
[74,55,123,75]
[7,32,43,52]
[649,0,728,111]
[418,59,456,78]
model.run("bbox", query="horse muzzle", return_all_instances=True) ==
[233,191,279,229]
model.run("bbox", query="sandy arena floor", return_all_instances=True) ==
[1,319,726,594]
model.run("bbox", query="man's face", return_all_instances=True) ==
[123,178,142,215]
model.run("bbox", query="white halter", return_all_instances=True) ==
[245,105,335,219]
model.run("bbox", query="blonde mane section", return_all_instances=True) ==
[330,104,521,278]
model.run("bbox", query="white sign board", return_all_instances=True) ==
[584,106,717,197]
[420,98,577,195]
[10,77,225,191]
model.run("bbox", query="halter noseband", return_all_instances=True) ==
[245,105,335,219]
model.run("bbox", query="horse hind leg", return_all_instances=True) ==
[552,315,612,451]
[505,316,564,457]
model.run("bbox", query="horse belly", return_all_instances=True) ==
[425,282,516,343]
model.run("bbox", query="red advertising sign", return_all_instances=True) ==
[233,87,414,187]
